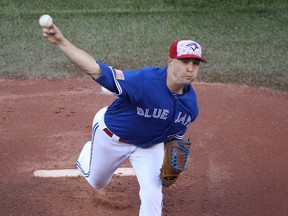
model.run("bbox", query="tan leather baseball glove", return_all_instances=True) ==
[160,139,191,187]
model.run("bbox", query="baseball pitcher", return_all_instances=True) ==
[41,20,207,216]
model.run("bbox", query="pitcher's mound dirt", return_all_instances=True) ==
[0,78,287,216]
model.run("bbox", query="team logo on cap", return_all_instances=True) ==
[186,42,199,52]
[176,40,203,58]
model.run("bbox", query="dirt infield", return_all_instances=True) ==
[0,78,287,216]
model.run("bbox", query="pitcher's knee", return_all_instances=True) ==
[86,177,108,190]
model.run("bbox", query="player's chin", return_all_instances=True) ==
[184,78,194,84]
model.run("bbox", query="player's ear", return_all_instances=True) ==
[167,57,173,65]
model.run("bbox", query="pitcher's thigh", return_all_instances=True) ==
[78,125,131,189]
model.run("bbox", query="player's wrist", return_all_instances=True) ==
[56,37,71,48]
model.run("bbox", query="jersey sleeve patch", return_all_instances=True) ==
[115,69,125,80]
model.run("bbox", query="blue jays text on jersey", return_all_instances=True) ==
[94,62,199,148]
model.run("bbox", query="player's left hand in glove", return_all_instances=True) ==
[160,139,191,187]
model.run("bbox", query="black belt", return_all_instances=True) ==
[103,128,129,144]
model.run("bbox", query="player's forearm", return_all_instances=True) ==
[57,38,101,79]
[40,15,101,79]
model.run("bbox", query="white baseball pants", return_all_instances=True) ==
[77,107,164,216]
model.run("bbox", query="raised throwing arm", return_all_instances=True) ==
[42,24,101,79]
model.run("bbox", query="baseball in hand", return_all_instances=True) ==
[39,14,53,28]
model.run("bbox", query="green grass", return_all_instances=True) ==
[1,0,287,91]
